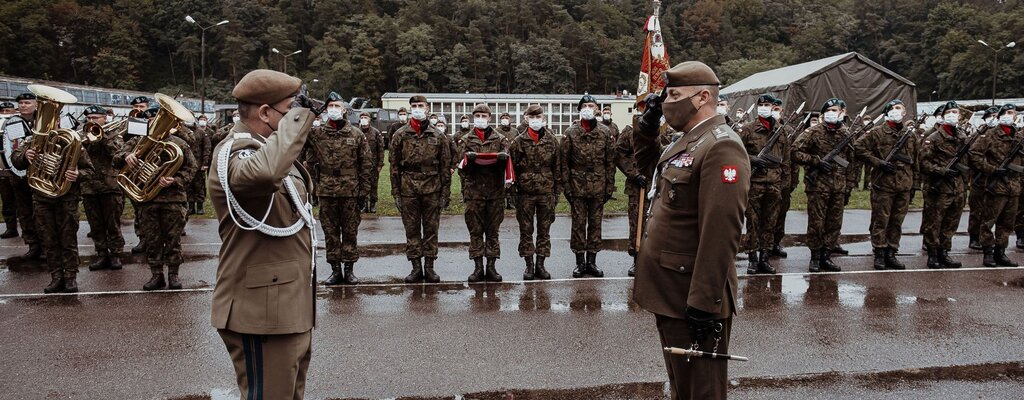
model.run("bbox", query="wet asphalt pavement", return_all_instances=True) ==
[2,211,1024,399]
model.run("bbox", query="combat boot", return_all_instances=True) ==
[872,248,887,270]
[324,262,344,285]
[485,257,502,282]
[43,271,64,294]
[368,201,377,214]
[884,248,905,270]
[343,262,360,285]
[167,265,183,290]
[0,224,18,239]
[769,243,788,258]
[628,260,636,277]
[195,202,205,215]
[468,257,485,283]
[63,272,78,293]
[535,256,551,280]
[926,248,941,269]
[830,245,849,256]
[994,248,1018,267]
[585,252,604,277]
[423,258,440,283]
[746,252,759,274]
[820,251,841,272]
[143,267,166,291]
[969,235,982,250]
[523,256,536,281]
[808,249,821,273]
[22,245,42,260]
[939,249,961,269]
[88,250,112,271]
[756,250,777,274]
[404,258,424,283]
[131,241,147,255]
[572,253,587,278]
[983,247,997,268]
[109,252,123,270]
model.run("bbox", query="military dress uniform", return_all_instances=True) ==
[614,123,650,276]
[2,112,42,258]
[81,110,127,272]
[920,119,968,268]
[969,112,1022,268]
[510,106,560,280]
[358,114,386,213]
[561,114,616,278]
[189,122,214,214]
[738,114,789,274]
[459,107,510,282]
[793,116,852,272]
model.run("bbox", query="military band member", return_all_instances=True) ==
[970,104,1021,267]
[510,105,558,280]
[561,94,616,278]
[189,114,214,214]
[968,106,1001,250]
[920,102,966,269]
[358,111,386,213]
[391,95,453,283]
[0,101,20,239]
[738,94,788,274]
[127,96,151,255]
[4,92,42,258]
[209,69,316,400]
[80,106,127,272]
[458,104,509,282]
[633,61,750,400]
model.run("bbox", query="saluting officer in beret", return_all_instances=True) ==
[633,61,750,400]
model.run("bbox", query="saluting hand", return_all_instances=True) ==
[158,176,174,188]
[64,168,78,182]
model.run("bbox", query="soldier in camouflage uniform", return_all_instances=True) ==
[385,107,408,148]
[391,95,453,283]
[79,106,127,272]
[970,104,1021,268]
[496,112,518,210]
[600,105,620,142]
[920,101,966,269]
[614,120,649,277]
[211,110,240,148]
[306,93,373,285]
[968,106,1001,250]
[3,92,42,259]
[793,98,852,272]
[357,111,386,213]
[561,94,616,278]
[854,100,918,270]
[189,115,214,214]
[510,105,559,280]
[12,126,94,293]
[738,94,789,274]
[458,104,509,282]
[456,115,471,140]
[771,113,809,258]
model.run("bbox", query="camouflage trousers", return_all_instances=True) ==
[319,196,361,263]
[131,198,146,247]
[368,166,381,203]
[922,191,965,250]
[626,187,641,256]
[805,191,845,250]
[138,202,186,268]
[979,193,1018,249]
[744,184,781,251]
[189,170,208,203]
[33,195,80,277]
[869,190,911,250]
[399,194,441,260]
[12,177,38,246]
[465,199,504,259]
[569,197,604,253]
[83,193,125,255]
[967,184,984,238]
[0,176,16,227]
[773,187,795,247]
[515,194,556,258]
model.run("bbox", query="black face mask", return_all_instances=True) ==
[265,105,288,132]
[662,92,703,132]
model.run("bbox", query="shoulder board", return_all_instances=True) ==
[713,126,730,139]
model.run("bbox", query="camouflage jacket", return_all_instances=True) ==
[793,122,853,193]
[495,124,518,141]
[920,126,968,195]
[11,135,94,200]
[459,128,509,201]
[969,125,1024,196]
[360,125,386,169]
[738,117,789,186]
[854,121,920,193]
[80,128,125,195]
[304,120,372,198]
[614,125,645,193]
[389,121,452,199]
[510,127,561,196]
[113,134,196,203]
[560,121,616,198]
[191,126,214,169]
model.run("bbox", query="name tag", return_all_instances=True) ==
[126,118,148,136]
[5,121,26,140]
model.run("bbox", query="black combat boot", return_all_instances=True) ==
[89,250,112,271]
[368,201,377,214]
[808,249,821,273]
[969,235,982,250]
[167,265,182,290]
[746,252,759,274]
[22,245,42,260]
[994,248,1018,267]
[0,224,18,239]
[939,249,961,268]
[523,256,536,281]
[830,245,849,256]
[43,271,65,294]
[63,272,78,293]
[983,247,997,268]
[926,248,941,269]
[195,202,205,215]
[572,253,587,278]
[535,256,551,280]
[505,197,514,210]
[585,252,604,277]
[468,257,486,283]
[143,267,166,291]
[485,257,503,282]
[769,243,788,258]
[324,262,344,285]
[820,250,841,272]
[343,262,360,285]
[423,258,440,283]
[872,248,887,270]
[884,248,905,270]
[628,258,636,277]
[757,250,777,274]
[109,252,123,270]
[131,241,147,255]
[404,258,424,283]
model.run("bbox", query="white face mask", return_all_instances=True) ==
[823,111,840,124]
[943,113,959,125]
[436,125,446,132]
[473,117,488,129]
[986,117,998,127]
[602,113,611,121]
[461,121,469,129]
[595,115,604,122]
[771,110,782,120]
[232,116,241,123]
[580,108,596,120]
[360,118,370,126]
[999,114,1016,126]
[528,119,545,131]
[716,106,727,115]
[198,120,207,127]
[886,109,904,123]
[410,108,427,121]
[500,119,510,126]
[326,108,344,121]
[312,119,322,127]
[429,118,438,125]
[398,114,408,122]
[735,112,743,119]
[757,106,772,118]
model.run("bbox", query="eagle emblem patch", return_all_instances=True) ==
[722,165,738,183]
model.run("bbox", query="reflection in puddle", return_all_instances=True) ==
[740,275,921,311]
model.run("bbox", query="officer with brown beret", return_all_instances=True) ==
[208,69,317,399]
[633,61,750,400]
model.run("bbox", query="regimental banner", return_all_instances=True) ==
[636,0,670,113]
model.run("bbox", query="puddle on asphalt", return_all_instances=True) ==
[739,275,919,311]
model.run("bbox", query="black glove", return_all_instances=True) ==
[629,175,648,189]
[686,306,719,344]
[817,160,834,173]
[844,191,852,206]
[943,168,960,179]
[750,155,770,170]
[878,161,896,174]
[639,91,666,129]
[496,152,509,162]
[466,152,478,162]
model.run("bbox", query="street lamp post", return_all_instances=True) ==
[976,40,1016,105]
[185,15,229,119]
[272,48,302,74]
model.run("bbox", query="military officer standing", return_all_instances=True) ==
[189,114,214,214]
[305,92,372,285]
[970,104,1021,268]
[358,111,386,213]
[385,107,408,147]
[614,118,649,276]
[920,102,966,269]
[80,105,127,272]
[457,104,510,282]
[854,100,917,270]
[510,105,559,280]
[600,105,621,140]
[561,94,616,278]
[769,106,804,258]
[496,112,517,140]
[457,115,471,139]
[633,61,750,400]
[209,69,316,400]
[739,94,789,274]
[3,92,42,258]
[391,95,453,283]
[968,106,1002,250]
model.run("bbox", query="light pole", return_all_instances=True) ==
[976,39,1016,105]
[272,48,302,74]
[185,15,229,119]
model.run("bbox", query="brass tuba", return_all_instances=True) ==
[25,84,81,198]
[116,93,195,202]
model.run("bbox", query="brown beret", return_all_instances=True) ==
[398,107,408,113]
[232,69,302,105]
[663,61,720,88]
[602,105,611,111]
[460,115,470,121]
[472,104,492,115]
[499,112,510,118]
[359,112,370,118]
[409,95,428,104]
[524,105,544,116]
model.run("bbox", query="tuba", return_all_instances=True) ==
[25,84,82,198]
[116,93,195,202]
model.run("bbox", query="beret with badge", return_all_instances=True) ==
[232,69,302,105]
[662,61,721,88]
[883,99,903,114]
[84,105,107,115]
[129,96,149,105]
[998,103,1016,117]
[472,104,492,115]
[524,104,544,117]
[15,92,36,102]
[0,101,15,109]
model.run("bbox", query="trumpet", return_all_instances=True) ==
[25,84,81,198]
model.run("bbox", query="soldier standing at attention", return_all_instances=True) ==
[969,106,1001,250]
[970,104,1021,268]
[385,107,408,148]
[458,104,510,282]
[633,61,750,400]
[510,105,559,280]
[855,99,917,270]
[600,105,621,141]
[3,92,42,259]
[561,94,616,278]
[920,102,966,269]
[80,105,127,272]
[738,94,788,274]
[391,95,453,284]
[496,112,517,140]
[457,114,472,139]
[769,103,802,259]
[189,114,214,214]
[357,111,386,213]
[209,69,317,400]
[614,115,649,277]
[211,109,240,148]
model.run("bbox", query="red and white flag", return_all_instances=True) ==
[457,153,516,185]
[635,0,671,113]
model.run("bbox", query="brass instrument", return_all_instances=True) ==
[117,93,194,202]
[82,119,127,144]
[25,84,81,198]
